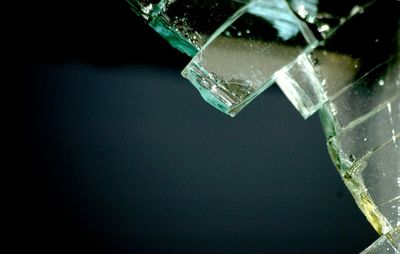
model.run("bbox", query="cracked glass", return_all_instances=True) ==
[129,0,400,252]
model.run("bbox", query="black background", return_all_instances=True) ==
[13,0,377,253]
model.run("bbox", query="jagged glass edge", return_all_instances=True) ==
[181,0,324,117]
[180,2,266,116]
[149,15,199,56]
[361,227,400,253]
[129,1,400,249]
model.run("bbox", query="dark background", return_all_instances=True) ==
[13,0,377,253]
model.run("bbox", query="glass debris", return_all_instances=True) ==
[129,0,400,252]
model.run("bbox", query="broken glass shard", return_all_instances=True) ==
[316,1,400,235]
[128,0,250,56]
[128,0,377,57]
[316,0,400,236]
[181,0,316,116]
[275,0,400,118]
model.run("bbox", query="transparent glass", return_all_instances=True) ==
[129,0,400,252]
